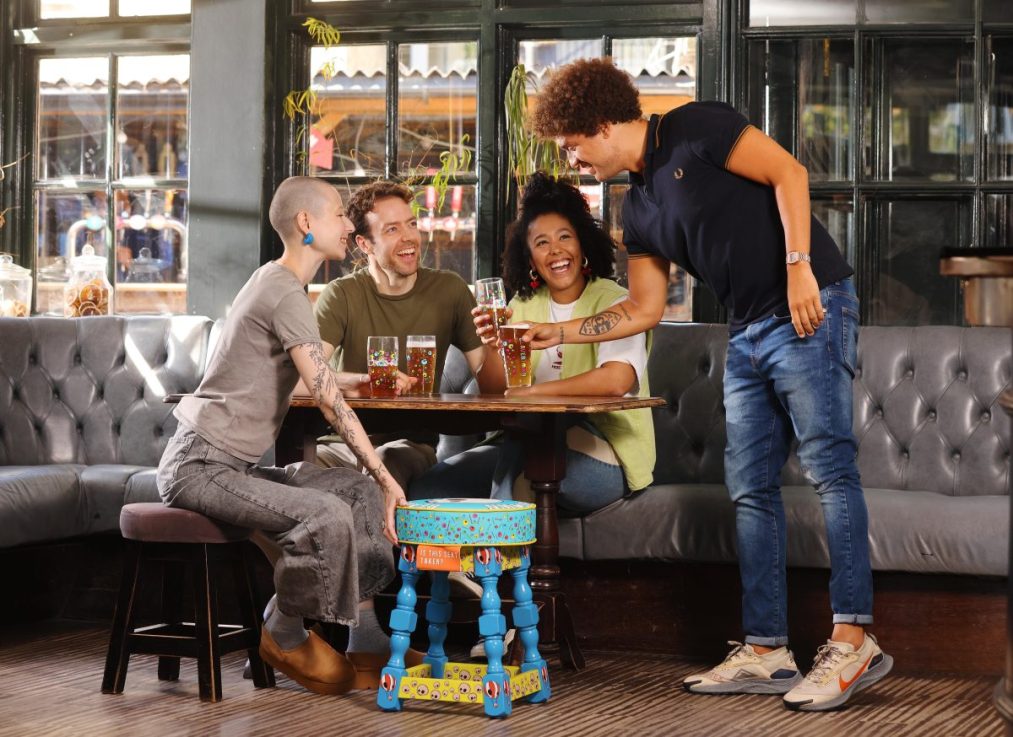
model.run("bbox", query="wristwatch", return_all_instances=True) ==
[786,251,811,265]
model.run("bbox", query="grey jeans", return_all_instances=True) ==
[156,426,395,626]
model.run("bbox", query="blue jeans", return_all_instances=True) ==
[408,423,628,515]
[724,278,873,647]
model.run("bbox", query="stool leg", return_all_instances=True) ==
[232,544,275,689]
[476,548,511,719]
[377,545,421,712]
[102,540,142,694]
[192,543,223,702]
[157,560,185,682]
[511,548,550,703]
[424,572,450,678]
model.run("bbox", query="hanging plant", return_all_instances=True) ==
[504,63,568,190]
[284,18,342,162]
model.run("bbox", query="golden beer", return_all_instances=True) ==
[406,335,437,395]
[477,304,508,330]
[499,324,533,389]
[368,363,399,398]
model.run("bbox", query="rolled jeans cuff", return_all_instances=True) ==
[745,635,789,647]
[832,613,874,625]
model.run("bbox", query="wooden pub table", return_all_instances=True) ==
[167,392,665,670]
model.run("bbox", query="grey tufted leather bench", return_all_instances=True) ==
[0,316,215,548]
[549,323,1012,577]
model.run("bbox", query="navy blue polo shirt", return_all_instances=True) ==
[622,102,853,330]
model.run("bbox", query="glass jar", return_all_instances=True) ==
[64,244,113,317]
[0,254,32,317]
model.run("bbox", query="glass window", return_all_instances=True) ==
[114,189,188,313]
[614,37,696,117]
[37,57,109,180]
[985,194,1013,248]
[35,190,107,314]
[749,0,856,27]
[118,0,191,15]
[866,198,969,325]
[397,42,478,176]
[308,45,387,177]
[988,37,1013,181]
[40,0,109,19]
[864,0,974,24]
[117,55,190,179]
[812,196,854,260]
[985,0,1013,22]
[869,40,975,182]
[418,184,476,283]
[748,39,854,182]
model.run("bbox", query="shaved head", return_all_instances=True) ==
[269,176,338,240]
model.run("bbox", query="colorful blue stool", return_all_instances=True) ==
[377,498,551,719]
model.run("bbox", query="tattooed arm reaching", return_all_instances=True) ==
[289,340,405,544]
[523,254,671,350]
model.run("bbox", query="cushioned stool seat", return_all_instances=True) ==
[102,503,274,702]
[378,498,550,719]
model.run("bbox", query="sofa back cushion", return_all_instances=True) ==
[647,323,1010,496]
[0,316,214,467]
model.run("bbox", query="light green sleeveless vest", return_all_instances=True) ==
[509,278,656,491]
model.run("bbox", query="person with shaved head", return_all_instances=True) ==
[157,176,422,697]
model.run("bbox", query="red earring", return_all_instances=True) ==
[529,269,541,290]
[581,256,592,277]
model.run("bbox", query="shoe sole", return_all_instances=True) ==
[784,653,894,712]
[683,673,803,695]
[259,646,355,696]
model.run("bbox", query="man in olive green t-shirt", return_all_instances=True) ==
[313,181,485,488]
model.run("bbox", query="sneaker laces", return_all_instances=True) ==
[805,643,848,684]
[718,641,755,668]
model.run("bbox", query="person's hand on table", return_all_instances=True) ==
[472,305,513,348]
[504,385,536,398]
[334,371,371,397]
[394,370,416,396]
[521,321,562,350]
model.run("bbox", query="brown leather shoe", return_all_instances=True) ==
[347,647,426,690]
[259,627,356,695]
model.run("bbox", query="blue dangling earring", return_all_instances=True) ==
[302,232,314,246]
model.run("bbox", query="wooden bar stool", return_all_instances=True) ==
[377,498,551,719]
[101,503,275,702]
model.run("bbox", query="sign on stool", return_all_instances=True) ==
[377,498,551,719]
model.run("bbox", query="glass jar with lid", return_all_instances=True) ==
[64,244,113,317]
[0,254,32,317]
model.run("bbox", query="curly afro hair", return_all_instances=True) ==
[503,172,616,300]
[529,57,642,139]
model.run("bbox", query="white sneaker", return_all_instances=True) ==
[448,571,484,599]
[470,628,516,660]
[683,641,803,694]
[783,633,893,711]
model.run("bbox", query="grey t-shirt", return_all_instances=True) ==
[176,262,319,462]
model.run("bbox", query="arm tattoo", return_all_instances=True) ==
[559,326,565,345]
[619,304,633,322]
[578,311,622,337]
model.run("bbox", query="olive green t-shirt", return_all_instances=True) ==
[314,267,482,388]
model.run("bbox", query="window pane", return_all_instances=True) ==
[40,0,108,18]
[397,42,478,176]
[812,196,854,261]
[988,37,1013,181]
[985,0,1013,22]
[308,45,386,177]
[749,0,855,26]
[114,189,187,314]
[866,198,969,325]
[864,0,974,23]
[613,37,696,117]
[985,194,1013,248]
[37,57,109,181]
[873,40,975,182]
[35,190,108,315]
[748,39,854,182]
[118,0,190,15]
[418,183,476,284]
[117,55,189,179]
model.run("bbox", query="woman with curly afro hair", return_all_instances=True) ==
[409,172,655,518]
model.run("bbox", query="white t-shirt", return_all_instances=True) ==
[533,297,647,396]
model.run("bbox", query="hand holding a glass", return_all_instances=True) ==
[474,277,510,346]
[366,336,415,398]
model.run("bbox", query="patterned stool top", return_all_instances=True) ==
[395,498,536,546]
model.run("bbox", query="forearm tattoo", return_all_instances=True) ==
[579,311,622,336]
[619,304,632,322]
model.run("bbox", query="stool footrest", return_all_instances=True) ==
[394,662,543,704]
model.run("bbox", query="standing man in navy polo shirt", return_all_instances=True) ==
[523,58,892,712]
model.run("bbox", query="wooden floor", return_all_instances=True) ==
[0,621,1004,737]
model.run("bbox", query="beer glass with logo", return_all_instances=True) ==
[367,336,399,398]
[499,323,533,389]
[406,334,436,395]
[475,277,508,331]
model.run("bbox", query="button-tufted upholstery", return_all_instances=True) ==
[441,323,1011,576]
[0,316,215,547]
